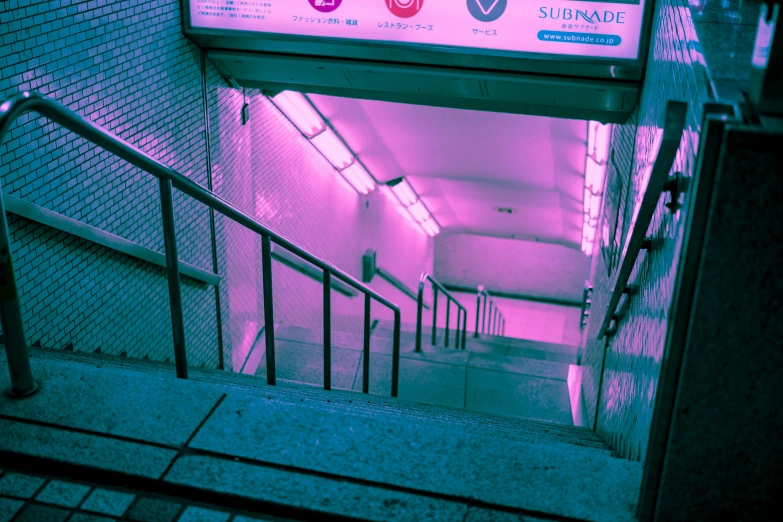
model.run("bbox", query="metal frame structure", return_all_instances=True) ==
[0,91,402,398]
[415,273,467,353]
[474,285,505,338]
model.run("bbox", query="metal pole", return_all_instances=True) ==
[0,187,37,397]
[159,179,188,379]
[363,293,371,394]
[261,235,276,385]
[431,285,438,346]
[482,293,488,334]
[462,310,467,350]
[488,301,493,335]
[391,310,401,398]
[415,280,424,353]
[474,292,481,338]
[323,270,332,391]
[455,308,461,350]
[444,299,450,347]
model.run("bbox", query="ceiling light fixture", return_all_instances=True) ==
[581,120,612,255]
[270,91,326,138]
[269,91,376,196]
[385,177,440,236]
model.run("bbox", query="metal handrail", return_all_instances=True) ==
[414,273,467,352]
[0,91,402,397]
[375,266,429,310]
[595,101,687,339]
[474,285,505,338]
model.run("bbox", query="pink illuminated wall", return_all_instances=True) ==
[207,77,434,370]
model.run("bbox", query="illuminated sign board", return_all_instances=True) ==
[189,0,647,61]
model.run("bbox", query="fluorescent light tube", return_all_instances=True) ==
[421,219,440,237]
[408,200,430,223]
[340,163,376,195]
[391,178,418,207]
[311,128,355,170]
[271,91,325,138]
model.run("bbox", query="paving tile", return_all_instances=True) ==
[34,480,90,508]
[352,353,466,407]
[256,341,360,390]
[468,353,570,381]
[464,507,547,521]
[126,498,182,522]
[0,473,46,499]
[81,488,136,517]
[0,359,223,446]
[176,506,230,522]
[68,514,117,522]
[0,497,24,522]
[465,368,573,425]
[186,393,641,521]
[14,503,70,522]
[164,455,467,522]
[0,419,177,479]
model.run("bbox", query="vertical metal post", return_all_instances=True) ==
[363,293,371,394]
[431,285,438,346]
[391,310,401,398]
[462,310,467,350]
[261,235,276,385]
[415,281,424,353]
[0,187,37,397]
[482,293,488,334]
[488,301,493,335]
[159,179,188,379]
[323,270,332,391]
[455,308,461,350]
[474,293,481,338]
[444,299,450,347]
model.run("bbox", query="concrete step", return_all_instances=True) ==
[1,348,641,522]
[25,348,607,452]
[255,333,578,426]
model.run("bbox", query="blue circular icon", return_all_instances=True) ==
[467,0,507,22]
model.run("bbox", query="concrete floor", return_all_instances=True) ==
[0,349,642,522]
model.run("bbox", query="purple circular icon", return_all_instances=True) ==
[308,0,343,13]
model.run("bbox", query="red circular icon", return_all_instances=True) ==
[386,0,424,18]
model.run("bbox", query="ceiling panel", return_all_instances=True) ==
[308,94,588,248]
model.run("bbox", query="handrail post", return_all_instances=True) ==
[455,308,461,350]
[474,291,481,338]
[431,285,438,346]
[444,299,450,347]
[488,301,493,335]
[415,279,425,353]
[482,293,488,334]
[391,310,401,398]
[363,294,371,394]
[159,179,188,379]
[323,270,332,391]
[261,235,276,385]
[0,185,38,397]
[462,310,467,350]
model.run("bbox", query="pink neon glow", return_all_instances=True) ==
[391,178,417,206]
[421,218,440,237]
[310,128,355,170]
[340,162,376,195]
[271,91,326,138]
[407,200,430,222]
[581,120,611,254]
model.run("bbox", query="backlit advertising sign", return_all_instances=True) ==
[189,0,648,61]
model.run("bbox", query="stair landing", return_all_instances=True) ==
[0,348,641,522]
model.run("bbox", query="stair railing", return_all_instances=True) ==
[414,273,467,352]
[474,285,505,338]
[0,91,402,398]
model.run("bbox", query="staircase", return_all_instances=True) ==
[239,319,583,426]
[0,347,641,522]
